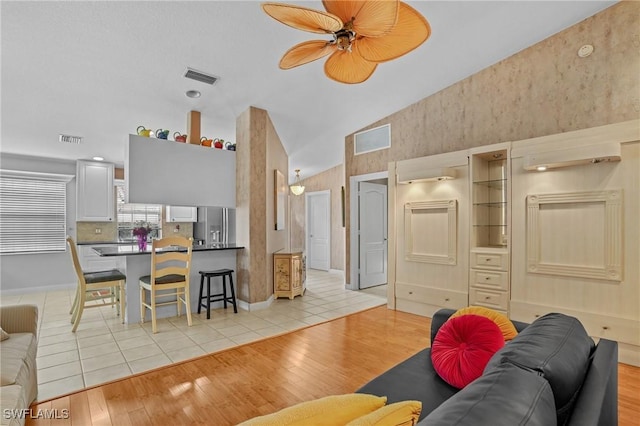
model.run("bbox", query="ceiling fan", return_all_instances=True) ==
[262,0,431,84]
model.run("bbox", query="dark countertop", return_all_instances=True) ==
[92,243,244,257]
[77,241,130,246]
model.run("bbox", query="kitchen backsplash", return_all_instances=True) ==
[77,221,193,242]
[161,222,193,240]
[76,222,117,242]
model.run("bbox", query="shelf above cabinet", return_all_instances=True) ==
[473,201,507,208]
[472,178,506,189]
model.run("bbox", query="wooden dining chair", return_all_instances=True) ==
[66,237,126,332]
[139,236,193,333]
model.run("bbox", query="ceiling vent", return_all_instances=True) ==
[59,134,83,144]
[184,68,219,85]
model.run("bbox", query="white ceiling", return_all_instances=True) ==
[1,1,614,183]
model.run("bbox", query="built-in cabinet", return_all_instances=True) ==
[165,206,197,222]
[273,251,306,299]
[76,160,114,222]
[388,119,640,366]
[469,144,510,315]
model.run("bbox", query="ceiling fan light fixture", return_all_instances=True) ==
[262,0,430,84]
[290,169,305,195]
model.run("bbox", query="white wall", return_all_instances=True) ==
[0,154,78,292]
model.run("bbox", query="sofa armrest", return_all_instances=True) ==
[430,309,456,342]
[0,304,38,335]
[566,338,618,426]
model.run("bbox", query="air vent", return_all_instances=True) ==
[184,68,219,85]
[59,134,83,144]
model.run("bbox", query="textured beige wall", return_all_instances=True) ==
[290,164,345,271]
[266,112,290,294]
[236,106,289,303]
[236,107,252,302]
[344,2,640,284]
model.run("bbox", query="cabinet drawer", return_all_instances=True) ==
[395,282,467,308]
[469,288,508,310]
[470,269,508,291]
[471,250,509,270]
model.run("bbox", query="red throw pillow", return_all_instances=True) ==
[431,314,505,389]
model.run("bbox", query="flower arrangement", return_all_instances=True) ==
[132,222,152,238]
[133,222,152,250]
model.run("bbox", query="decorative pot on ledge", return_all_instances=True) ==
[136,235,147,251]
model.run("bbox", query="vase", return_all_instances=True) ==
[136,235,147,251]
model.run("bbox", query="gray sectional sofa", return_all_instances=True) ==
[0,305,38,426]
[357,308,618,426]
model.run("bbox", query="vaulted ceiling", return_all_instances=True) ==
[0,1,615,182]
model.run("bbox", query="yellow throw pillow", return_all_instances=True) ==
[238,394,387,426]
[346,401,422,426]
[450,306,518,341]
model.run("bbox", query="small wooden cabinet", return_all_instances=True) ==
[274,251,306,299]
[76,160,114,222]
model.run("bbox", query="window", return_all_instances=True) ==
[115,182,161,241]
[0,171,72,254]
[354,124,391,155]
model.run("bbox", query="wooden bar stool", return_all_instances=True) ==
[197,269,237,319]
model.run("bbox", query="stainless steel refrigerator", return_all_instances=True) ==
[194,207,235,245]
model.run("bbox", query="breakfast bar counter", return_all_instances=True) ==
[91,243,244,324]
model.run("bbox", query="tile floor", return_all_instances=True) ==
[1,270,386,402]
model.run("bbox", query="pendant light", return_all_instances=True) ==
[290,169,305,195]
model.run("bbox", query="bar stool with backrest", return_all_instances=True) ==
[197,269,237,319]
[139,236,193,333]
[66,237,126,332]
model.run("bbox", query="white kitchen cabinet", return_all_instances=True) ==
[76,160,114,222]
[166,206,197,222]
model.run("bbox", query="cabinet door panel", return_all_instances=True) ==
[77,161,114,222]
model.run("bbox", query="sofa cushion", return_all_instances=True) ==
[450,306,518,341]
[419,363,557,426]
[0,332,38,405]
[0,384,27,426]
[484,313,594,426]
[346,400,422,426]
[431,315,504,389]
[356,348,458,421]
[237,394,387,425]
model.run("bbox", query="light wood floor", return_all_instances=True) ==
[27,306,640,426]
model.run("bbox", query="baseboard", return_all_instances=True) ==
[0,283,75,296]
[237,294,274,311]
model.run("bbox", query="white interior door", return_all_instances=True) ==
[359,182,387,289]
[307,191,330,271]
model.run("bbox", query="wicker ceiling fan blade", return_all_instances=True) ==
[355,2,430,63]
[262,2,343,34]
[279,40,337,69]
[323,0,399,37]
[324,50,377,84]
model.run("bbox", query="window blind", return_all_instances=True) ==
[0,175,67,254]
[115,182,161,235]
